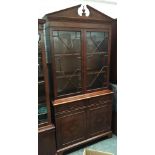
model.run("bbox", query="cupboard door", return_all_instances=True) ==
[56,110,86,149]
[86,31,109,90]
[87,103,112,138]
[52,31,82,97]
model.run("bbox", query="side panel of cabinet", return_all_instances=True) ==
[55,110,86,149]
[87,96,112,138]
[38,127,56,155]
[110,19,117,84]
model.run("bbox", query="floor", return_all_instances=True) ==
[66,135,117,155]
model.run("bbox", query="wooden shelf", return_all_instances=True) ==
[38,80,45,84]
[87,71,105,75]
[87,66,109,73]
[38,118,48,124]
[54,53,81,56]
[38,112,48,116]
[56,74,81,79]
[56,69,81,78]
[87,51,108,55]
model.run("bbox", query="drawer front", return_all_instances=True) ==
[88,94,112,108]
[55,100,86,115]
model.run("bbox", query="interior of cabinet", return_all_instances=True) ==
[38,36,48,124]
[38,19,51,126]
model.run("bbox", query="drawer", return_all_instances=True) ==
[55,100,86,114]
[88,94,112,108]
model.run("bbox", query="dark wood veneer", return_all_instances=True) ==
[53,89,113,105]
[38,124,56,155]
[110,19,117,84]
[43,4,116,155]
[54,90,113,154]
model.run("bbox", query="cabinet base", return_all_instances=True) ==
[56,131,112,155]
[38,124,56,155]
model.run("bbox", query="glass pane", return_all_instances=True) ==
[53,31,82,96]
[87,54,104,71]
[86,31,109,90]
[55,55,81,75]
[86,32,108,53]
[38,33,48,124]
[38,103,48,124]
[38,44,44,80]
[53,31,81,54]
[38,81,46,102]
[57,76,82,96]
[104,55,108,66]
[87,72,104,90]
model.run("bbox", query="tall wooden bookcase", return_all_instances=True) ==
[38,19,56,155]
[43,5,115,155]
